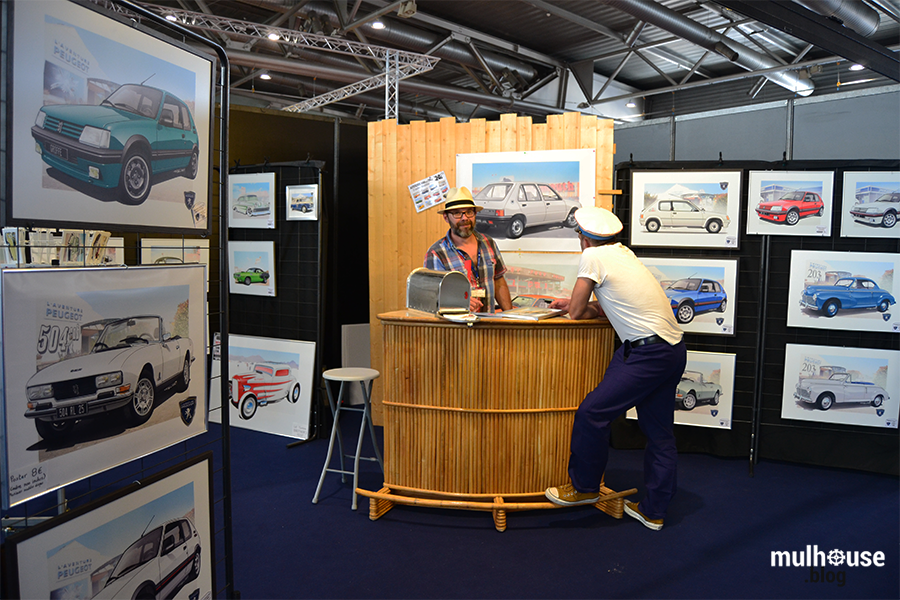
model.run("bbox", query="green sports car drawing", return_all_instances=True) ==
[234,267,269,285]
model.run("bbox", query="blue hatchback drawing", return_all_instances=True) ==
[664,278,727,324]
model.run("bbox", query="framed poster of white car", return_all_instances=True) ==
[629,170,742,249]
[9,0,214,234]
[637,256,738,336]
[787,250,900,334]
[839,171,900,239]
[781,343,899,429]
[0,265,207,507]
[3,453,214,600]
[208,334,316,440]
[746,171,834,236]
[228,172,276,229]
[627,351,736,430]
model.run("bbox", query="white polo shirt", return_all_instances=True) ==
[577,243,683,345]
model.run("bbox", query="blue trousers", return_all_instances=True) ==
[568,339,687,520]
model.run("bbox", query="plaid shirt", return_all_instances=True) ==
[424,230,507,313]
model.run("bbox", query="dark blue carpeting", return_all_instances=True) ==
[229,421,899,600]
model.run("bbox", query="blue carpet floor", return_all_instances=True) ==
[229,423,898,600]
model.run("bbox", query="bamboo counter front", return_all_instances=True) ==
[356,310,634,531]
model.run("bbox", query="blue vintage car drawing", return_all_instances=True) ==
[664,278,727,324]
[800,276,895,317]
[31,83,199,204]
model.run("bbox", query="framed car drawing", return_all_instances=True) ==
[839,171,900,239]
[3,452,214,599]
[627,351,736,429]
[0,265,207,507]
[629,170,742,249]
[638,256,738,336]
[286,184,319,221]
[787,250,900,334]
[228,241,276,297]
[456,149,596,253]
[781,344,898,429]
[140,237,211,297]
[9,0,214,234]
[746,171,834,236]
[208,334,316,440]
[229,172,276,229]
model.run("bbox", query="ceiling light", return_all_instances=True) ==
[267,32,280,41]
[371,20,385,30]
[626,101,636,108]
[849,64,865,71]
[165,14,178,22]
[259,73,271,80]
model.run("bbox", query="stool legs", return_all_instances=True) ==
[312,378,383,510]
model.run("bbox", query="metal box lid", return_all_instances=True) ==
[406,267,471,315]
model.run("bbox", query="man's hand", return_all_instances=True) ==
[549,297,570,310]
[469,296,483,312]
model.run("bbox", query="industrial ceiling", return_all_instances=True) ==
[117,0,900,123]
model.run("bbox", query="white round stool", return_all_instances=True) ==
[312,368,384,510]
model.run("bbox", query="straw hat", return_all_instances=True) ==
[574,206,623,241]
[438,186,483,214]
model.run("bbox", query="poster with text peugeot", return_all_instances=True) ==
[3,453,214,600]
[629,170,742,249]
[627,351,735,430]
[9,0,214,233]
[781,344,898,429]
[637,256,738,336]
[208,334,315,440]
[0,265,207,508]
[787,250,899,334]
[746,171,834,236]
[839,171,900,239]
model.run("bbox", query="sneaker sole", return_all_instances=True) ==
[624,502,664,530]
[544,489,599,507]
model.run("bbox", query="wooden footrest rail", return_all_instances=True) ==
[355,485,637,532]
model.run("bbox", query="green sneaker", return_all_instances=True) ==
[624,500,664,530]
[545,482,599,506]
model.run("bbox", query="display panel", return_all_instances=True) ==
[9,0,214,233]
[1,265,207,507]
[3,453,214,600]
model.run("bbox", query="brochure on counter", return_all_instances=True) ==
[475,307,566,321]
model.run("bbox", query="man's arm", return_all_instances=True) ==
[494,276,513,311]
[565,277,602,320]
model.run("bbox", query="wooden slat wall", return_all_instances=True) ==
[368,112,615,423]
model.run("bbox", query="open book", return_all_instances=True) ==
[475,307,565,321]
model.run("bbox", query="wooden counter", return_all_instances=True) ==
[356,310,634,531]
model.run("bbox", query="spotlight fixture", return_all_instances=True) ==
[259,73,271,80]
[165,14,178,22]
[371,20,385,30]
[849,64,865,71]
[626,101,636,108]
[267,32,280,41]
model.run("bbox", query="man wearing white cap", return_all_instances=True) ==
[544,206,686,531]
[425,187,513,313]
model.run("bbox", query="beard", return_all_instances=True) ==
[451,221,474,238]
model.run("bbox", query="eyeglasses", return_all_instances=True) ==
[446,209,476,219]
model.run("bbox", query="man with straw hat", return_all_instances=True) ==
[425,186,513,313]
[544,206,686,531]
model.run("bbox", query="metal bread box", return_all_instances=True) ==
[406,268,471,315]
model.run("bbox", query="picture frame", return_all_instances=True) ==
[100,236,125,266]
[780,343,899,429]
[229,172,276,229]
[285,184,319,221]
[3,452,215,599]
[456,149,596,252]
[2,227,23,267]
[1,265,208,507]
[8,0,214,234]
[629,170,742,249]
[839,171,900,238]
[746,171,834,236]
[627,351,736,430]
[139,237,211,298]
[228,241,276,297]
[208,334,316,440]
[638,256,738,336]
[786,250,900,334]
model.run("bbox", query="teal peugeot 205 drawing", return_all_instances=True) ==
[31,83,200,204]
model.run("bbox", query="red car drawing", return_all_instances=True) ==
[230,362,300,419]
[755,191,825,225]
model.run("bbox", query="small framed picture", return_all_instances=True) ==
[286,184,319,221]
[229,241,276,297]
[839,171,900,238]
[746,171,834,236]
[229,173,276,229]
